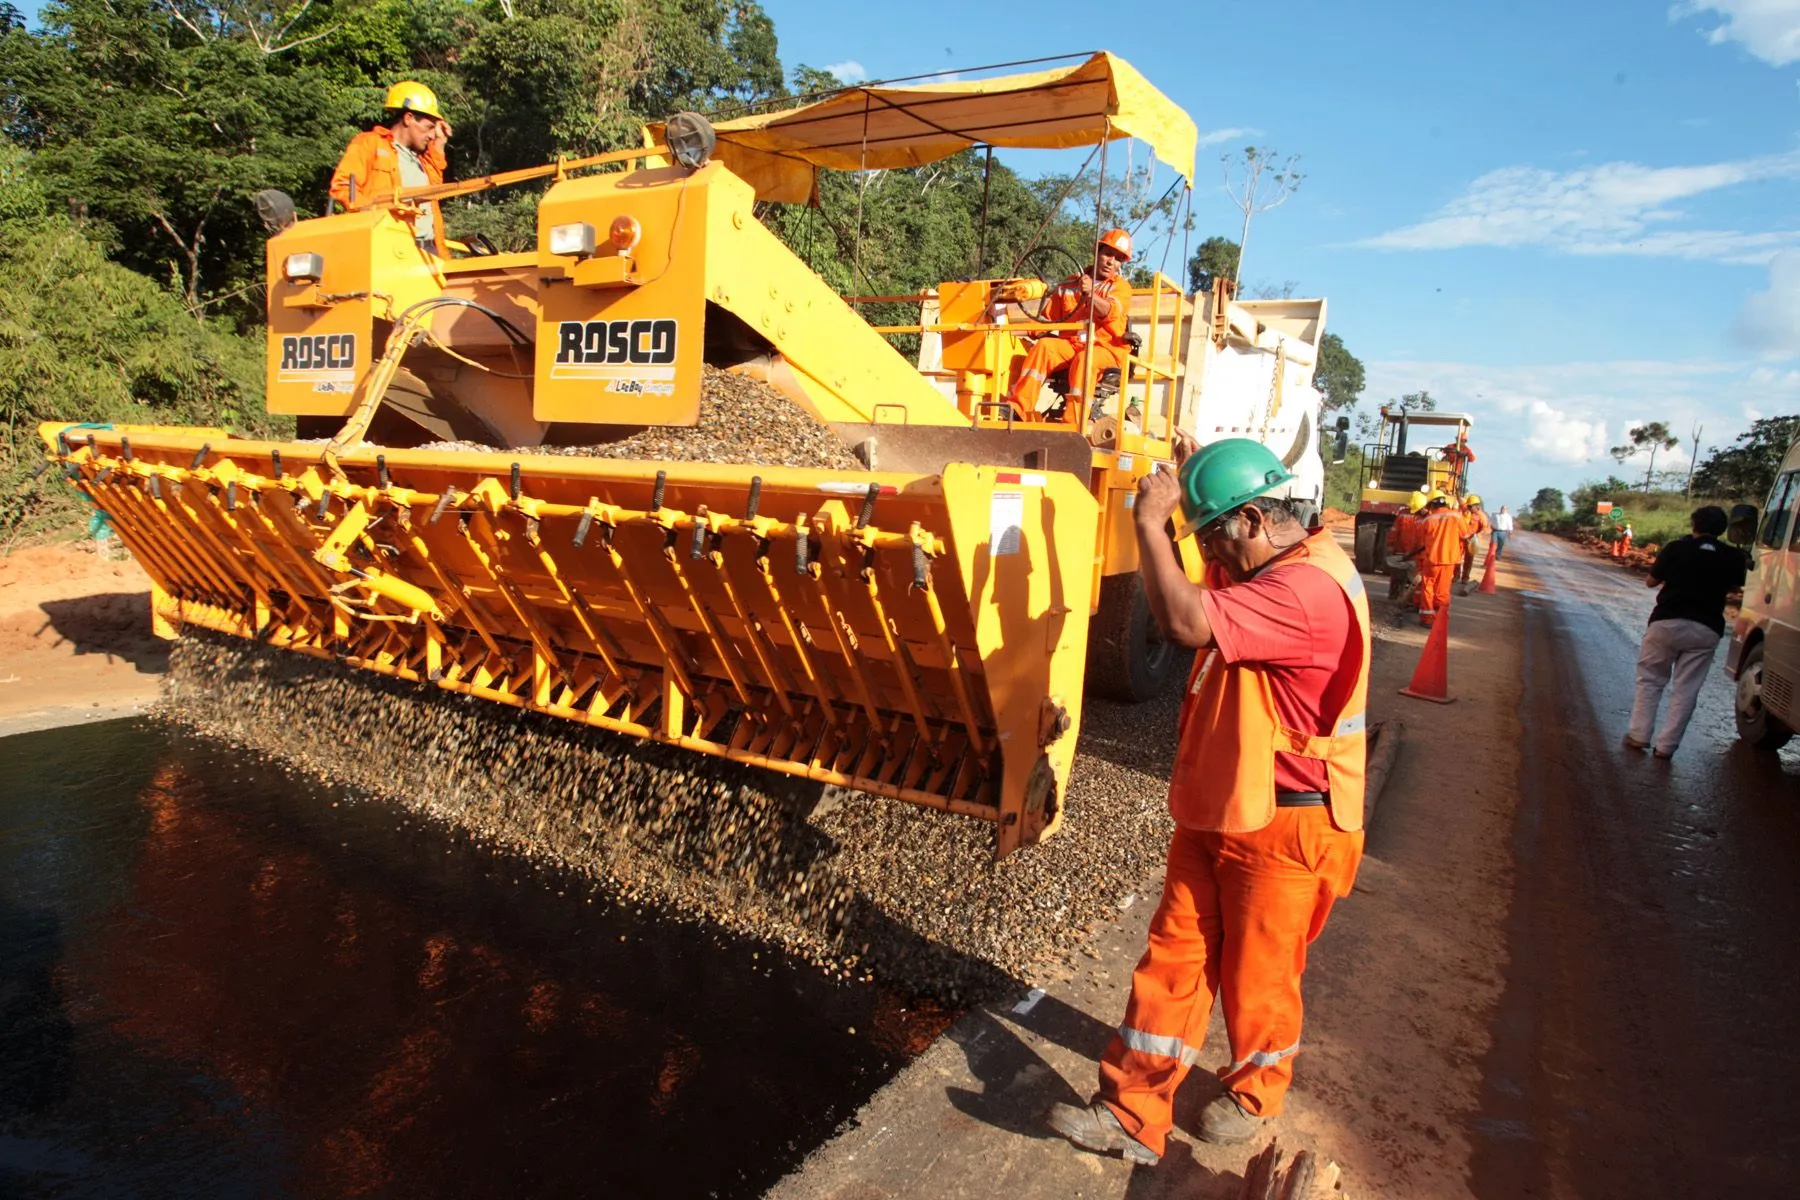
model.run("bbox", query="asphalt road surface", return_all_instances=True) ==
[1473,533,1800,1198]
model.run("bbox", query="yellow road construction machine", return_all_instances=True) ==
[40,53,1332,856]
[1351,407,1476,573]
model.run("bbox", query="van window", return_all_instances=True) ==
[1764,471,1799,549]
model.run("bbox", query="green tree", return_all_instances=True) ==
[1220,146,1300,287]
[1315,333,1363,413]
[1186,235,1239,292]
[1393,389,1436,413]
[1690,415,1800,501]
[1610,421,1680,491]
[1528,487,1566,515]
[0,146,271,538]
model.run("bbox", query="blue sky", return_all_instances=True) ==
[17,0,1800,506]
[764,0,1800,508]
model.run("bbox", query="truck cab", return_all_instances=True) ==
[1725,433,1800,749]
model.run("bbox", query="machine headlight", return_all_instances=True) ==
[283,252,324,283]
[609,215,642,256]
[549,222,597,258]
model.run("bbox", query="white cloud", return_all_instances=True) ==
[823,59,868,83]
[1359,151,1800,263]
[1197,127,1262,148]
[1734,249,1800,354]
[1674,1,1800,66]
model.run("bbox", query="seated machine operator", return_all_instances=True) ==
[1008,228,1137,421]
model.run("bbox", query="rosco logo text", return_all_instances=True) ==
[280,333,357,372]
[554,319,678,365]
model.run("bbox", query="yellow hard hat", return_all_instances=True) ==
[1464,493,1482,507]
[384,81,444,121]
[1426,488,1448,507]
[1407,490,1429,513]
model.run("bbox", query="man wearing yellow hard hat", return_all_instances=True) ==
[330,81,451,254]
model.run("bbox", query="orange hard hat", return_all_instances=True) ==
[1098,228,1133,261]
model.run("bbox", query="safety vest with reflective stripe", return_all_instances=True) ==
[1167,528,1372,833]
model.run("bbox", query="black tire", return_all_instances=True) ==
[1087,572,1177,702]
[1735,642,1795,750]
[1354,517,1386,574]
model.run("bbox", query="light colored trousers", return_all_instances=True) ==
[1627,618,1722,755]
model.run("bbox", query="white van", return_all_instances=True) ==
[1725,434,1800,749]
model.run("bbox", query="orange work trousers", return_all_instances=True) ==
[1097,809,1362,1158]
[1417,564,1456,624]
[1010,336,1124,417]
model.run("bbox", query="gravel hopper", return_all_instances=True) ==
[39,52,1332,857]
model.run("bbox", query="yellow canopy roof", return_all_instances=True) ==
[647,52,1197,205]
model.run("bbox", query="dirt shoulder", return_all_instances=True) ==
[0,541,165,737]
[774,548,1536,1199]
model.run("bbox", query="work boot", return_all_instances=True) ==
[1622,734,1649,751]
[1196,1092,1264,1145]
[1046,1100,1159,1165]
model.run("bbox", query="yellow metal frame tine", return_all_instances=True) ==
[461,510,570,691]
[186,473,315,631]
[78,467,185,598]
[750,533,845,735]
[915,579,991,755]
[153,471,263,605]
[593,517,703,709]
[521,521,632,688]
[113,471,234,604]
[659,514,761,714]
[850,543,935,747]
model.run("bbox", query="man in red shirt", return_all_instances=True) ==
[1049,436,1371,1164]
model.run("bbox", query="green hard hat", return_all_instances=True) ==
[1173,437,1296,539]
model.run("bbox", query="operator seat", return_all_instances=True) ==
[1039,330,1143,423]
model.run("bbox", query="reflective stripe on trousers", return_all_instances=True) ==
[1098,811,1361,1159]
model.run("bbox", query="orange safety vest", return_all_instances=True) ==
[329,126,447,252]
[1388,512,1419,555]
[1167,529,1372,833]
[1420,507,1467,565]
[1043,274,1135,355]
[1464,510,1490,537]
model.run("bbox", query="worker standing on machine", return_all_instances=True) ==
[1457,494,1489,595]
[1416,491,1465,626]
[1048,436,1370,1165]
[330,81,452,256]
[1008,229,1136,421]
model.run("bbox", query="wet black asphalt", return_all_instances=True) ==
[1473,532,1800,1198]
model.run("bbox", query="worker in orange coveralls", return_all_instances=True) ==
[330,81,451,255]
[1416,491,1467,626]
[1047,434,1370,1164]
[1008,228,1136,421]
[1442,439,1477,491]
[1387,489,1429,607]
[1457,494,1490,594]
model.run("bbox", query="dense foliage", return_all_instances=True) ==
[1690,416,1800,502]
[0,0,1366,541]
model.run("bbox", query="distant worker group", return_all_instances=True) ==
[1385,488,1490,625]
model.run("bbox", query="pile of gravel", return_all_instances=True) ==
[416,366,864,471]
[160,636,1180,1004]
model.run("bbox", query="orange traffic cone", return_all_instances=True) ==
[1400,603,1455,703]
[1477,540,1498,594]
